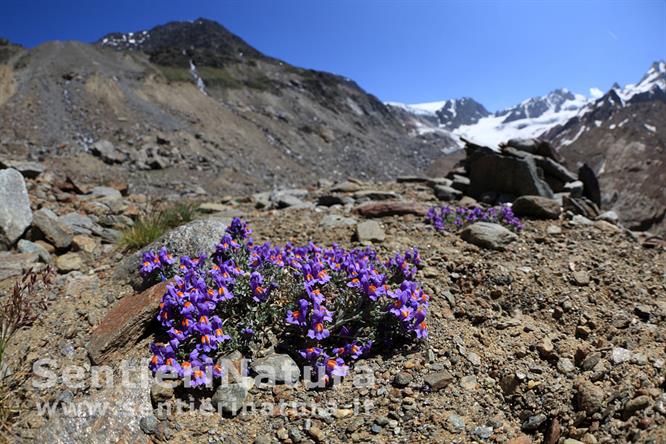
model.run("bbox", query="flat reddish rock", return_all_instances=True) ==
[88,281,167,365]
[353,201,428,218]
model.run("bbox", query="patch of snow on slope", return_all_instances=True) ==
[385,102,436,117]
[452,95,588,148]
[561,126,586,146]
[644,123,656,133]
[189,60,207,95]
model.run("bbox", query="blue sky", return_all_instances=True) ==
[2,0,665,111]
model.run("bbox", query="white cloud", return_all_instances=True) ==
[589,87,604,98]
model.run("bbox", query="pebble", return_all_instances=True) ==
[447,414,465,431]
[391,372,412,388]
[139,415,159,435]
[572,271,590,286]
[623,395,651,418]
[423,370,454,390]
[473,425,493,440]
[522,414,546,431]
[610,347,632,365]
[288,427,303,443]
[557,358,576,374]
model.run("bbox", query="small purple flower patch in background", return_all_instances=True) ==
[426,204,523,232]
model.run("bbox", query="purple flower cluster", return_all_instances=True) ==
[426,204,524,232]
[143,218,427,388]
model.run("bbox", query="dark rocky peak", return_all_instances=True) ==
[98,17,264,68]
[434,97,490,129]
[498,88,579,123]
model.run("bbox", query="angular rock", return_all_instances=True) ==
[460,222,518,251]
[317,195,349,207]
[0,160,45,178]
[0,252,40,281]
[56,252,83,273]
[32,208,73,250]
[564,180,584,197]
[512,196,561,219]
[451,174,470,193]
[88,281,168,365]
[468,152,554,199]
[91,140,125,164]
[59,212,96,235]
[0,168,33,248]
[89,186,123,201]
[354,201,428,218]
[17,239,52,263]
[433,185,462,201]
[572,271,590,286]
[578,164,601,208]
[610,347,632,365]
[596,210,619,224]
[211,378,254,415]
[356,220,385,243]
[623,396,651,418]
[331,181,361,193]
[575,379,605,414]
[251,354,300,385]
[115,217,230,289]
[563,196,600,219]
[72,235,97,254]
[423,370,454,391]
[353,190,400,201]
[198,202,226,213]
[320,214,357,228]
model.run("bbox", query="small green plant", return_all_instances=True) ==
[118,201,197,251]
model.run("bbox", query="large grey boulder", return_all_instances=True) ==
[512,196,561,219]
[460,222,518,251]
[0,168,33,249]
[116,217,231,289]
[468,152,554,199]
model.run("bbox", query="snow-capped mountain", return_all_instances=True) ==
[389,89,592,148]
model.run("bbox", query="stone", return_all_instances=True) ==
[473,426,493,440]
[354,201,428,218]
[211,377,253,415]
[353,190,400,201]
[578,164,601,207]
[610,347,632,365]
[460,375,478,390]
[433,185,462,201]
[623,396,651,418]
[56,253,83,273]
[139,415,159,435]
[393,372,412,387]
[557,358,576,374]
[307,426,324,443]
[468,152,554,199]
[423,370,454,390]
[150,381,174,404]
[460,222,518,251]
[447,414,465,431]
[198,202,226,213]
[320,214,357,228]
[451,174,470,192]
[596,211,619,224]
[251,354,300,385]
[571,214,594,226]
[59,212,96,235]
[547,225,562,235]
[0,168,33,248]
[0,252,40,281]
[356,220,385,243]
[253,192,271,209]
[580,352,601,371]
[507,435,533,444]
[537,337,555,360]
[17,239,51,263]
[593,220,621,233]
[115,217,230,289]
[91,140,125,164]
[575,379,605,414]
[331,181,361,193]
[89,186,123,201]
[564,196,600,219]
[0,160,45,178]
[572,271,590,286]
[512,196,561,219]
[88,281,168,365]
[72,235,97,254]
[544,418,562,444]
[32,208,73,250]
[522,414,547,431]
[564,181,584,197]
[317,195,348,206]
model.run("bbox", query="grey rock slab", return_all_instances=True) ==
[0,168,33,248]
[460,222,518,251]
[356,220,385,243]
[512,195,561,219]
[251,354,300,385]
[115,217,230,289]
[32,208,73,250]
[17,239,52,263]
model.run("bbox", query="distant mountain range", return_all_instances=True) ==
[390,61,666,234]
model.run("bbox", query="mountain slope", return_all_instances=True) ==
[0,18,458,195]
[545,61,666,234]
